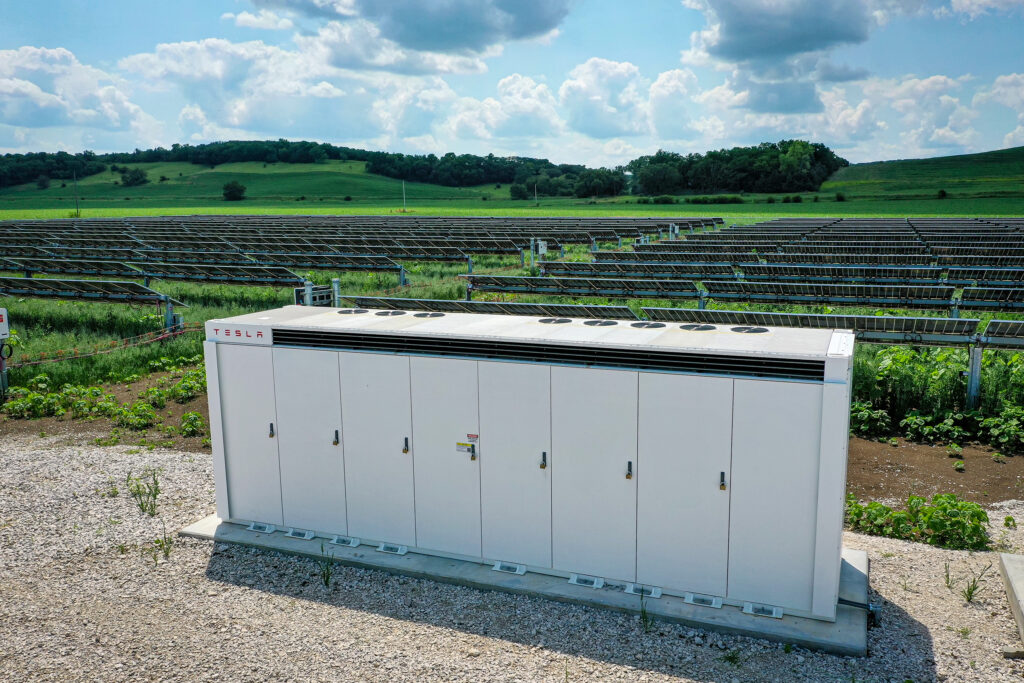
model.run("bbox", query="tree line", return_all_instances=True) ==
[1,138,848,195]
[626,141,848,195]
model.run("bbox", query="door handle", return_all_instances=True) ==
[626,461,633,480]
[269,423,275,438]
[403,437,409,454]
[470,444,477,461]
[540,451,547,469]
[720,472,727,490]
[332,429,339,446]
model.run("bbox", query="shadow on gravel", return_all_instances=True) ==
[204,543,936,681]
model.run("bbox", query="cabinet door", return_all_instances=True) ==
[339,352,416,547]
[551,366,638,582]
[728,379,823,613]
[217,344,282,526]
[273,347,346,535]
[410,356,481,557]
[479,361,551,568]
[636,373,732,596]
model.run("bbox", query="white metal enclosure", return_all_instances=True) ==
[205,306,854,621]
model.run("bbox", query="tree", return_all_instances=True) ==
[120,168,148,187]
[36,174,50,189]
[509,183,529,200]
[636,163,681,195]
[223,180,246,201]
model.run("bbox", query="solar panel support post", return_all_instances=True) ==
[466,256,473,274]
[331,278,341,307]
[303,280,314,307]
[967,344,982,410]
[698,292,706,310]
[161,296,176,333]
[399,266,407,287]
[465,282,473,302]
[950,304,960,319]
[617,237,623,248]
[530,238,535,269]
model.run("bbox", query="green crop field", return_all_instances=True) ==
[824,145,1024,202]
[2,147,1023,219]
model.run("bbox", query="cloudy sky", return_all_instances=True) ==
[2,0,1023,166]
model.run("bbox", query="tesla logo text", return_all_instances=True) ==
[211,328,264,338]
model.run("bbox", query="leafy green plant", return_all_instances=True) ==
[846,493,990,550]
[115,401,158,430]
[850,401,892,438]
[93,429,122,446]
[141,386,168,409]
[169,369,206,403]
[993,452,1007,464]
[982,405,1024,454]
[947,443,963,458]
[1006,516,1017,529]
[953,460,965,472]
[125,468,161,516]
[180,412,206,437]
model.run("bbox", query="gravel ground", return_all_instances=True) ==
[4,431,1024,682]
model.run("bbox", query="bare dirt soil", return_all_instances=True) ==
[846,437,1024,506]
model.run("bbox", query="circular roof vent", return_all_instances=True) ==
[583,320,617,327]
[679,323,716,331]
[539,317,572,324]
[731,325,769,334]
[413,312,445,318]
[631,322,666,329]
[375,310,407,316]
[338,309,369,315]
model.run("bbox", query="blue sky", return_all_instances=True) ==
[2,0,1023,165]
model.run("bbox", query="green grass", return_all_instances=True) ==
[3,150,1023,218]
[824,145,1024,201]
[0,159,511,213]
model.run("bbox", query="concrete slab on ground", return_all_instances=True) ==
[1000,553,1024,645]
[181,514,869,656]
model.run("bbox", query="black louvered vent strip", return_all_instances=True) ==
[271,328,825,381]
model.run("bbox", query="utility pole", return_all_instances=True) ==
[534,183,538,207]
[402,180,407,212]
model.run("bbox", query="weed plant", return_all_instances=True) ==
[125,468,161,516]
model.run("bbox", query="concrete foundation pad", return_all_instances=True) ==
[999,553,1024,646]
[182,514,869,656]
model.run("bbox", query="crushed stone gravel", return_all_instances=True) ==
[3,431,1024,681]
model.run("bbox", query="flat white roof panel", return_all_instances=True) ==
[208,305,844,360]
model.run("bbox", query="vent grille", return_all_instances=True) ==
[271,328,825,381]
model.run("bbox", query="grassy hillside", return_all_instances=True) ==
[0,159,510,211]
[1,149,1023,219]
[824,146,1024,200]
